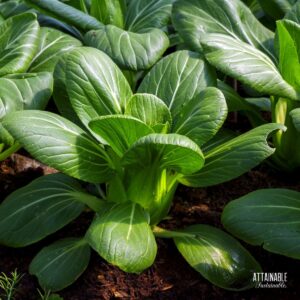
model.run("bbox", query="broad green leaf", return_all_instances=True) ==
[172,0,275,60]
[125,93,172,130]
[122,133,204,175]
[3,110,114,183]
[0,12,39,76]
[259,0,296,20]
[180,123,284,187]
[125,0,175,32]
[0,173,86,247]
[172,87,228,146]
[201,34,300,101]
[86,203,157,273]
[290,108,300,132]
[29,27,82,73]
[222,189,300,259]
[201,129,238,153]
[30,238,91,291]
[84,25,169,71]
[276,20,300,90]
[65,47,133,128]
[89,115,154,157]
[138,50,216,118]
[285,0,300,23]
[0,72,53,119]
[25,0,102,31]
[53,55,82,126]
[90,0,125,28]
[174,225,261,290]
[242,0,264,19]
[0,1,30,18]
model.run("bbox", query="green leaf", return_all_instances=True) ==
[138,50,216,118]
[125,0,175,32]
[30,238,91,291]
[285,0,300,23]
[86,202,157,273]
[222,188,300,259]
[89,115,154,157]
[174,225,262,290]
[0,1,30,19]
[90,0,125,28]
[0,173,86,247]
[259,0,296,20]
[0,12,39,76]
[276,20,300,90]
[29,27,82,73]
[3,110,114,183]
[0,72,53,119]
[172,0,275,60]
[290,108,300,132]
[125,93,172,130]
[65,47,133,128]
[172,87,227,146]
[180,123,284,187]
[53,55,82,126]
[201,33,300,101]
[84,25,169,71]
[122,133,204,175]
[0,124,14,147]
[25,0,102,31]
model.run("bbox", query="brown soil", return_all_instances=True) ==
[1,155,300,300]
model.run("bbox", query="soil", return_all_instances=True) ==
[1,153,300,300]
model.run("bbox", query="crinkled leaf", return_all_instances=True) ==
[25,0,102,31]
[0,173,86,247]
[0,72,53,119]
[0,12,39,76]
[125,93,172,130]
[89,115,154,156]
[181,123,284,187]
[29,27,82,73]
[174,225,262,290]
[122,133,204,175]
[276,20,300,90]
[172,87,227,146]
[3,110,114,183]
[172,0,275,60]
[30,238,91,291]
[86,203,157,273]
[202,34,300,100]
[84,25,169,71]
[125,0,175,32]
[65,47,132,128]
[138,50,216,118]
[222,189,300,259]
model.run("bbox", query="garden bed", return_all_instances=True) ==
[1,155,299,300]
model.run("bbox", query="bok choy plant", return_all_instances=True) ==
[173,0,300,172]
[0,47,283,291]
[173,0,300,264]
[24,0,174,74]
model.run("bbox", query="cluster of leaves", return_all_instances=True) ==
[0,0,299,295]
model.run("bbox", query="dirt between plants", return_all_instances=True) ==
[1,154,300,300]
